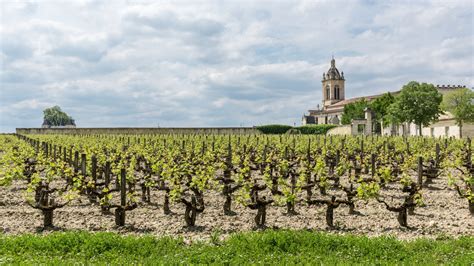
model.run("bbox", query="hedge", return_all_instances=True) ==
[256,124,337,135]
[256,125,293,134]
[294,124,337,135]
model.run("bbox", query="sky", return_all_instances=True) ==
[0,0,473,132]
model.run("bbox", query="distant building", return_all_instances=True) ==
[302,57,347,125]
[302,58,470,137]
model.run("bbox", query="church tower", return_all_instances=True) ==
[322,57,345,107]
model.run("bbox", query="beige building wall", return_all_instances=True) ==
[317,116,326,124]
[327,125,352,135]
[323,79,345,107]
[382,121,467,138]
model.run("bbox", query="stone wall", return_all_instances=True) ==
[16,127,261,135]
[327,125,352,135]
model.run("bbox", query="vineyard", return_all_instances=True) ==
[0,133,473,240]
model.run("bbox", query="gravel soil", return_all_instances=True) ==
[0,175,473,242]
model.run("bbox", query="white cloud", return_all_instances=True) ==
[0,0,472,132]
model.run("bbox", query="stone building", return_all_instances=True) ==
[302,58,470,137]
[302,57,346,125]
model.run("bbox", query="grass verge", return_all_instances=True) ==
[0,230,473,265]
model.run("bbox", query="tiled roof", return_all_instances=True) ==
[327,91,400,108]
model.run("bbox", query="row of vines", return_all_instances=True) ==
[0,133,472,230]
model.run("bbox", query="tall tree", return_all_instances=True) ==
[341,99,369,125]
[370,92,396,127]
[43,106,75,127]
[389,81,443,136]
[442,88,474,138]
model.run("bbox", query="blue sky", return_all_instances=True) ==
[0,0,473,132]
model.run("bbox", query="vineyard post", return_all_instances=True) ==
[222,142,235,215]
[90,155,98,203]
[121,169,126,207]
[435,143,440,166]
[371,153,376,178]
[115,169,127,226]
[104,161,111,186]
[360,139,364,172]
[81,154,86,177]
[74,151,79,172]
[417,157,423,187]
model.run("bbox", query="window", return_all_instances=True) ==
[334,85,340,100]
[326,85,330,100]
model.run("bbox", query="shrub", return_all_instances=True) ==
[256,124,337,135]
[294,125,337,135]
[256,125,293,134]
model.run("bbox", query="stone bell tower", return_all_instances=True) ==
[322,57,345,107]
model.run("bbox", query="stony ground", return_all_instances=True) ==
[0,175,473,242]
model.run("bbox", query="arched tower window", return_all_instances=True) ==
[334,85,340,100]
[326,85,330,100]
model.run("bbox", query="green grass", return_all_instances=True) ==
[1,230,473,265]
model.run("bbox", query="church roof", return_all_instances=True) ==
[323,58,344,80]
[326,92,392,109]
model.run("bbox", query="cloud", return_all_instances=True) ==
[0,0,472,132]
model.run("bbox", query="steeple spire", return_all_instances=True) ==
[322,56,345,108]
